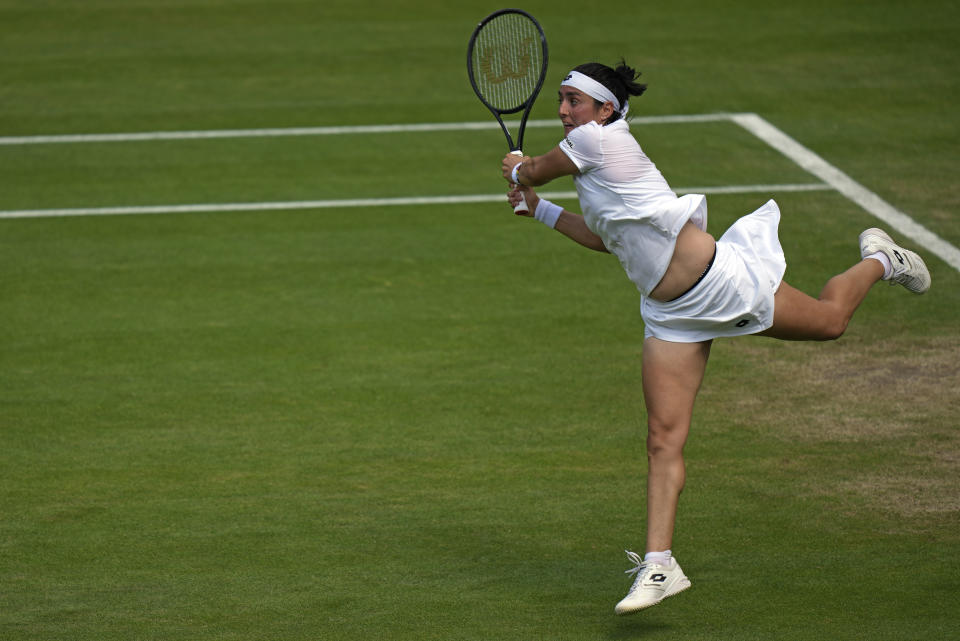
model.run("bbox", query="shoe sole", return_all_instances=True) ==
[614,579,691,615]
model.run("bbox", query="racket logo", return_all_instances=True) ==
[479,37,537,84]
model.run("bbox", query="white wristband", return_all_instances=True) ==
[534,198,563,229]
[511,162,523,185]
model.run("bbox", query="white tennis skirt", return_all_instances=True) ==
[641,199,787,343]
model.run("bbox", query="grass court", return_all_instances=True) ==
[1,1,958,639]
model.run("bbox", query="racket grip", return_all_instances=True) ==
[509,149,529,215]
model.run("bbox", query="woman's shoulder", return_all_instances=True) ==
[604,119,633,139]
[561,122,603,167]
[566,120,602,141]
[565,120,626,152]
[562,120,637,169]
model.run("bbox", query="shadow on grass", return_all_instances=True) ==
[606,615,675,639]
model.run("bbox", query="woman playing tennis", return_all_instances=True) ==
[500,60,931,615]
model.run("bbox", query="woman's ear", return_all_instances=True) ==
[599,101,616,124]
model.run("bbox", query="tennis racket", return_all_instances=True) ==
[467,9,548,215]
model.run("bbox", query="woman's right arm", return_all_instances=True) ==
[502,146,579,187]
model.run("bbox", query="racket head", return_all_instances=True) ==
[467,8,548,148]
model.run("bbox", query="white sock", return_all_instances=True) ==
[644,550,672,565]
[866,251,892,279]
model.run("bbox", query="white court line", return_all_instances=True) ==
[0,114,733,145]
[731,114,960,272]
[2,113,957,272]
[0,184,831,219]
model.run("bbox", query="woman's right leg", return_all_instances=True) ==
[615,336,710,615]
[641,337,712,554]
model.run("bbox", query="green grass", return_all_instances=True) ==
[2,1,959,639]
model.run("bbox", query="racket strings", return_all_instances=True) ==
[471,13,544,112]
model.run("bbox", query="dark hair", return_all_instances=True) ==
[573,59,647,123]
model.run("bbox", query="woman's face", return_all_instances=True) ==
[557,87,612,135]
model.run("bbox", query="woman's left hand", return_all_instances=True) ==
[507,184,538,216]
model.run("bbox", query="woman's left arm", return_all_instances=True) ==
[501,146,578,187]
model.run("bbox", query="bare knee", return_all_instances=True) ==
[817,311,851,341]
[646,417,688,459]
[646,418,688,494]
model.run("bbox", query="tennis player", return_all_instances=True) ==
[500,60,931,615]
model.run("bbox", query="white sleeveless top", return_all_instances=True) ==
[558,120,707,297]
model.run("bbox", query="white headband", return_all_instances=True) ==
[560,70,629,116]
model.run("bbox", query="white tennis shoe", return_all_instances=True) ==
[859,228,931,294]
[614,551,691,615]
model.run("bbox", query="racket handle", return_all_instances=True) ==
[509,149,529,215]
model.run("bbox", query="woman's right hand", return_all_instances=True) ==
[507,184,539,217]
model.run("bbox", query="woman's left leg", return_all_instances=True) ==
[759,258,883,341]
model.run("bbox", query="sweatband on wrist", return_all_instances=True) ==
[534,198,563,229]
[511,163,523,185]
